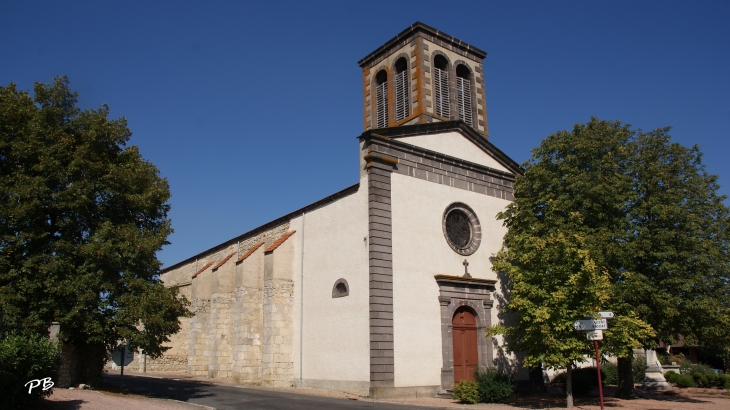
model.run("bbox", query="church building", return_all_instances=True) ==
[155,22,523,398]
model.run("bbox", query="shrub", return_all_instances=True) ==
[601,362,619,385]
[664,370,679,384]
[692,372,709,388]
[0,334,60,410]
[632,354,646,383]
[474,368,514,403]
[453,380,479,404]
[675,374,694,388]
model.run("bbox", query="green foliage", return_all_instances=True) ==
[664,370,679,383]
[452,380,479,404]
[489,117,730,390]
[675,374,694,388]
[0,77,191,357]
[0,333,60,410]
[720,374,730,389]
[489,119,656,371]
[684,363,714,376]
[601,362,619,385]
[474,368,514,403]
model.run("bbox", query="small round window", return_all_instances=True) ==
[332,278,349,298]
[442,203,481,255]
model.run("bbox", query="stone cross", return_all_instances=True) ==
[463,259,471,278]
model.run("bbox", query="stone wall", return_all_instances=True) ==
[156,222,293,385]
[188,298,211,376]
[262,278,295,387]
[232,286,263,383]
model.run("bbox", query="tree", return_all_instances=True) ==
[0,77,190,383]
[614,126,730,396]
[494,118,730,401]
[489,119,655,407]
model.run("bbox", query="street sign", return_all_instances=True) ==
[573,319,608,331]
[111,345,134,367]
[597,311,614,319]
[587,330,603,340]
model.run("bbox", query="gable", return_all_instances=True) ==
[395,131,510,172]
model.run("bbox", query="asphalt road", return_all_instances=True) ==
[102,374,436,410]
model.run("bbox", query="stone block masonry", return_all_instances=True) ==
[232,286,264,383]
[262,278,295,387]
[154,222,294,386]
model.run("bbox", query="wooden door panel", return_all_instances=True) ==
[452,308,478,385]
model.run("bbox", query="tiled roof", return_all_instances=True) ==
[191,261,214,279]
[264,230,296,253]
[236,242,264,263]
[212,252,235,270]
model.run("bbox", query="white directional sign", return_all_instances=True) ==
[586,330,604,340]
[111,345,134,367]
[573,319,608,331]
[597,311,614,319]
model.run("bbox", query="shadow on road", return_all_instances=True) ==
[101,373,215,403]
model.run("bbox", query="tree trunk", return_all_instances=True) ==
[566,363,574,408]
[615,356,636,399]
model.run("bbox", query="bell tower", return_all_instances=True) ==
[358,22,489,137]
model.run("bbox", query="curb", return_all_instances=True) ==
[162,398,216,410]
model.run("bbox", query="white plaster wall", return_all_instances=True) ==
[390,172,510,388]
[291,177,370,393]
[396,131,509,172]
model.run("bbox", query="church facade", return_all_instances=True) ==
[155,22,523,398]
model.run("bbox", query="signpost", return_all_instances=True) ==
[111,344,133,391]
[586,330,603,340]
[574,314,613,410]
[573,319,607,331]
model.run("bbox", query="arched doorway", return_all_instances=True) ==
[452,307,478,384]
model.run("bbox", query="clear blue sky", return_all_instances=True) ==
[2,1,728,267]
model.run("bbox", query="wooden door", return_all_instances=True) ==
[452,308,478,384]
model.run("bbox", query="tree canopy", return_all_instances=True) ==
[0,77,190,358]
[490,118,730,400]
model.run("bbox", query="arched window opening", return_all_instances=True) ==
[456,65,472,126]
[394,58,409,122]
[433,55,450,118]
[375,70,389,128]
[332,278,349,298]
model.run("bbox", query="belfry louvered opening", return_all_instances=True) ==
[456,65,472,127]
[434,55,450,119]
[394,58,409,122]
[375,70,388,129]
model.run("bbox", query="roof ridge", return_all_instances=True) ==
[264,230,297,253]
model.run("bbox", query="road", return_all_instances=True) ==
[102,374,437,410]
